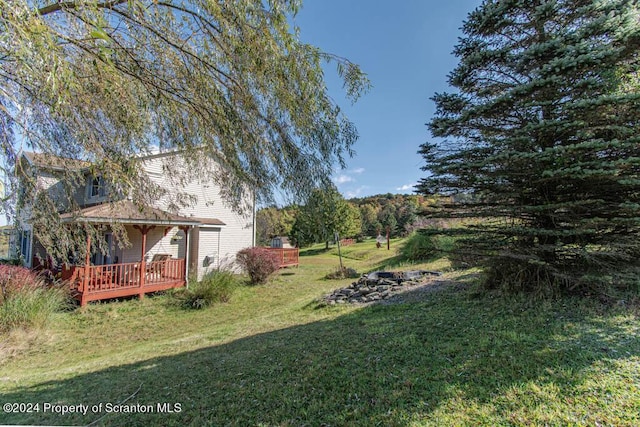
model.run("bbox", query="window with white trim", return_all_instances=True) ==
[88,176,107,199]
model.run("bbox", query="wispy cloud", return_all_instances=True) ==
[333,167,365,186]
[396,183,417,192]
[333,174,353,184]
[345,186,368,198]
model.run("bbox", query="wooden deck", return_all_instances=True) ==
[266,248,299,268]
[340,238,355,246]
[63,258,186,306]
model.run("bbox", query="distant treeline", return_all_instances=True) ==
[256,193,443,246]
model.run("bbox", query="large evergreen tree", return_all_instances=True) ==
[418,0,640,295]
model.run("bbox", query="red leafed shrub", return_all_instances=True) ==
[236,247,281,285]
[0,265,41,304]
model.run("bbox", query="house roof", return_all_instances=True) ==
[60,200,207,227]
[22,148,186,171]
[22,152,91,171]
[190,216,226,227]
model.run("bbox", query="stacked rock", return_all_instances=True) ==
[323,271,439,304]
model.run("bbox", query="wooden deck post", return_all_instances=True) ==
[179,225,190,288]
[85,234,91,267]
[134,225,155,300]
[188,226,199,281]
[80,233,91,307]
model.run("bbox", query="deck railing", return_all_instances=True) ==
[266,248,299,268]
[340,238,355,246]
[63,258,186,305]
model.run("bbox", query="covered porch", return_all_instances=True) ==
[60,200,201,306]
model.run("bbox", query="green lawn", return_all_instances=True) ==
[1,240,638,426]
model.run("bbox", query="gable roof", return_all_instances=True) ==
[22,152,91,172]
[21,148,184,172]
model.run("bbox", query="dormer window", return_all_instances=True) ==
[89,176,106,199]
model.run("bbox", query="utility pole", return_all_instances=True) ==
[386,226,390,250]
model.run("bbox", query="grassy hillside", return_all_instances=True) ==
[0,240,638,426]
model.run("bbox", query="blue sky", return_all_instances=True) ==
[293,0,482,199]
[1,1,483,226]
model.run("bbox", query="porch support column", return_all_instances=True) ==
[80,231,91,307]
[179,225,191,289]
[189,226,200,281]
[133,225,155,300]
[85,234,91,268]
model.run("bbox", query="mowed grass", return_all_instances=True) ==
[0,240,639,426]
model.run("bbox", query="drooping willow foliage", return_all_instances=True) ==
[418,0,640,296]
[0,0,369,258]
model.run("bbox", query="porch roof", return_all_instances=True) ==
[190,216,226,227]
[60,200,208,226]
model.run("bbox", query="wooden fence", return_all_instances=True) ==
[265,248,299,268]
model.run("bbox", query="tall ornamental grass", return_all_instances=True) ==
[0,265,69,332]
[175,270,239,309]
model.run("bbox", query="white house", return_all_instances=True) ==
[15,150,255,305]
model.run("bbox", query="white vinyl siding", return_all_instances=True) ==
[198,227,221,277]
[118,226,183,264]
[217,222,253,271]
[141,152,254,276]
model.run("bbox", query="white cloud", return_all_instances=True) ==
[332,167,364,186]
[396,183,417,192]
[333,174,353,184]
[344,186,368,198]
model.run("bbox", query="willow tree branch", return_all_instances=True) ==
[37,0,128,16]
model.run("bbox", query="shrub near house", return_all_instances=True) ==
[0,265,68,332]
[236,247,281,285]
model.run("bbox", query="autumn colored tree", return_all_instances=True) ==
[256,206,298,246]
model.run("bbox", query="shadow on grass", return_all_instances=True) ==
[371,254,410,271]
[3,286,639,426]
[299,247,331,257]
[279,272,296,276]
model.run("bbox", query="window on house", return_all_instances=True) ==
[19,230,31,265]
[18,185,26,202]
[89,176,106,199]
[91,232,114,265]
